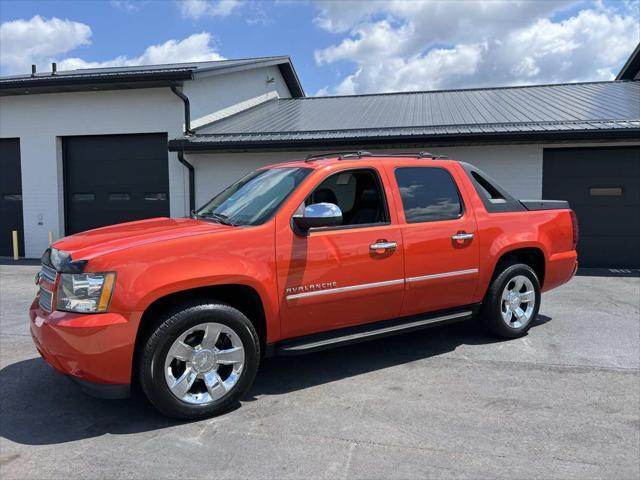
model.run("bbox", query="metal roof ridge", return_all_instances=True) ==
[0,55,293,80]
[299,80,637,100]
[193,56,293,73]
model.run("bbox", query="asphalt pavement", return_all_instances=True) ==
[1,264,638,479]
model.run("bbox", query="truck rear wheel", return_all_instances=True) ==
[139,301,260,419]
[480,263,541,339]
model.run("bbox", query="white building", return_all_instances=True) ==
[0,57,302,258]
[1,49,639,267]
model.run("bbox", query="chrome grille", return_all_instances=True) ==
[40,264,57,283]
[39,287,53,312]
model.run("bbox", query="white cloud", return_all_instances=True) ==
[177,0,242,20]
[110,1,145,13]
[313,0,640,95]
[0,14,224,75]
[57,33,225,70]
[0,16,91,74]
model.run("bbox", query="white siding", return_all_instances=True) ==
[425,145,542,199]
[185,65,292,126]
[0,87,183,257]
[0,65,293,257]
[187,145,543,207]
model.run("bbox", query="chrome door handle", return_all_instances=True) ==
[451,232,474,241]
[370,241,397,251]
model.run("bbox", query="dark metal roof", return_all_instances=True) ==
[617,42,640,80]
[0,56,304,97]
[169,80,640,151]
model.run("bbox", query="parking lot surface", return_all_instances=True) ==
[1,264,639,479]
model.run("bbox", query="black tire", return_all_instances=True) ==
[139,301,260,420]
[480,263,541,339]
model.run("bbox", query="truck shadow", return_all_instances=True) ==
[0,315,550,446]
[248,315,552,398]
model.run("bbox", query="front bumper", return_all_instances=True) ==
[29,298,137,399]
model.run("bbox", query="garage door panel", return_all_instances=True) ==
[544,148,640,178]
[570,205,639,236]
[64,136,167,162]
[64,134,169,235]
[543,146,640,268]
[545,177,639,205]
[577,236,640,268]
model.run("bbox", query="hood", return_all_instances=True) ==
[53,217,233,261]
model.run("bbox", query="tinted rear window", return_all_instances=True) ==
[395,167,463,223]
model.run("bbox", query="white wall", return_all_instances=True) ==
[185,65,292,126]
[0,65,293,257]
[0,87,183,257]
[427,145,542,199]
[187,145,543,207]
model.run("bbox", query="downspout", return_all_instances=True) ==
[170,85,194,134]
[177,149,195,213]
[170,85,196,212]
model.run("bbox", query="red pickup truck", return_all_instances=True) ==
[31,152,578,419]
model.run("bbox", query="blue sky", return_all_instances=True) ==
[1,0,638,95]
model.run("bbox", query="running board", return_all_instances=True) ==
[275,308,475,356]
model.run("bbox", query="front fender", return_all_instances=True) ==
[88,225,279,341]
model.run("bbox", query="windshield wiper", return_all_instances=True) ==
[195,211,236,226]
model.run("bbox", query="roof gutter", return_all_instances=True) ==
[168,128,640,152]
[0,71,193,96]
[171,85,196,212]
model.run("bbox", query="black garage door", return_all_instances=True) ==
[63,134,169,235]
[543,147,640,268]
[0,138,24,257]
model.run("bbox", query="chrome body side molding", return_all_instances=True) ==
[286,278,404,300]
[285,269,479,300]
[406,268,479,284]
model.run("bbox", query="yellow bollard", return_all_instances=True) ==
[48,231,53,246]
[12,230,19,260]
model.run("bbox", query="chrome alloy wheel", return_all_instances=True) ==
[500,275,536,329]
[164,322,245,405]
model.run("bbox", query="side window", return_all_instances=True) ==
[470,171,506,204]
[395,167,463,223]
[304,169,389,226]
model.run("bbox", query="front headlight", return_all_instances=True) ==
[56,272,116,313]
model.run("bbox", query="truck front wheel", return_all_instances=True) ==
[480,263,541,339]
[139,301,260,419]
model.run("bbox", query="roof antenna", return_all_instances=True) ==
[51,62,57,76]
[31,65,36,77]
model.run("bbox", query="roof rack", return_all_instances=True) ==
[304,151,449,162]
[305,151,372,162]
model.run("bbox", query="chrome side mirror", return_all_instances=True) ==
[293,203,343,232]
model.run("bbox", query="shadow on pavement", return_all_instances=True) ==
[0,315,551,446]
[249,315,551,397]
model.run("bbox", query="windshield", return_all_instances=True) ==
[194,167,312,226]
